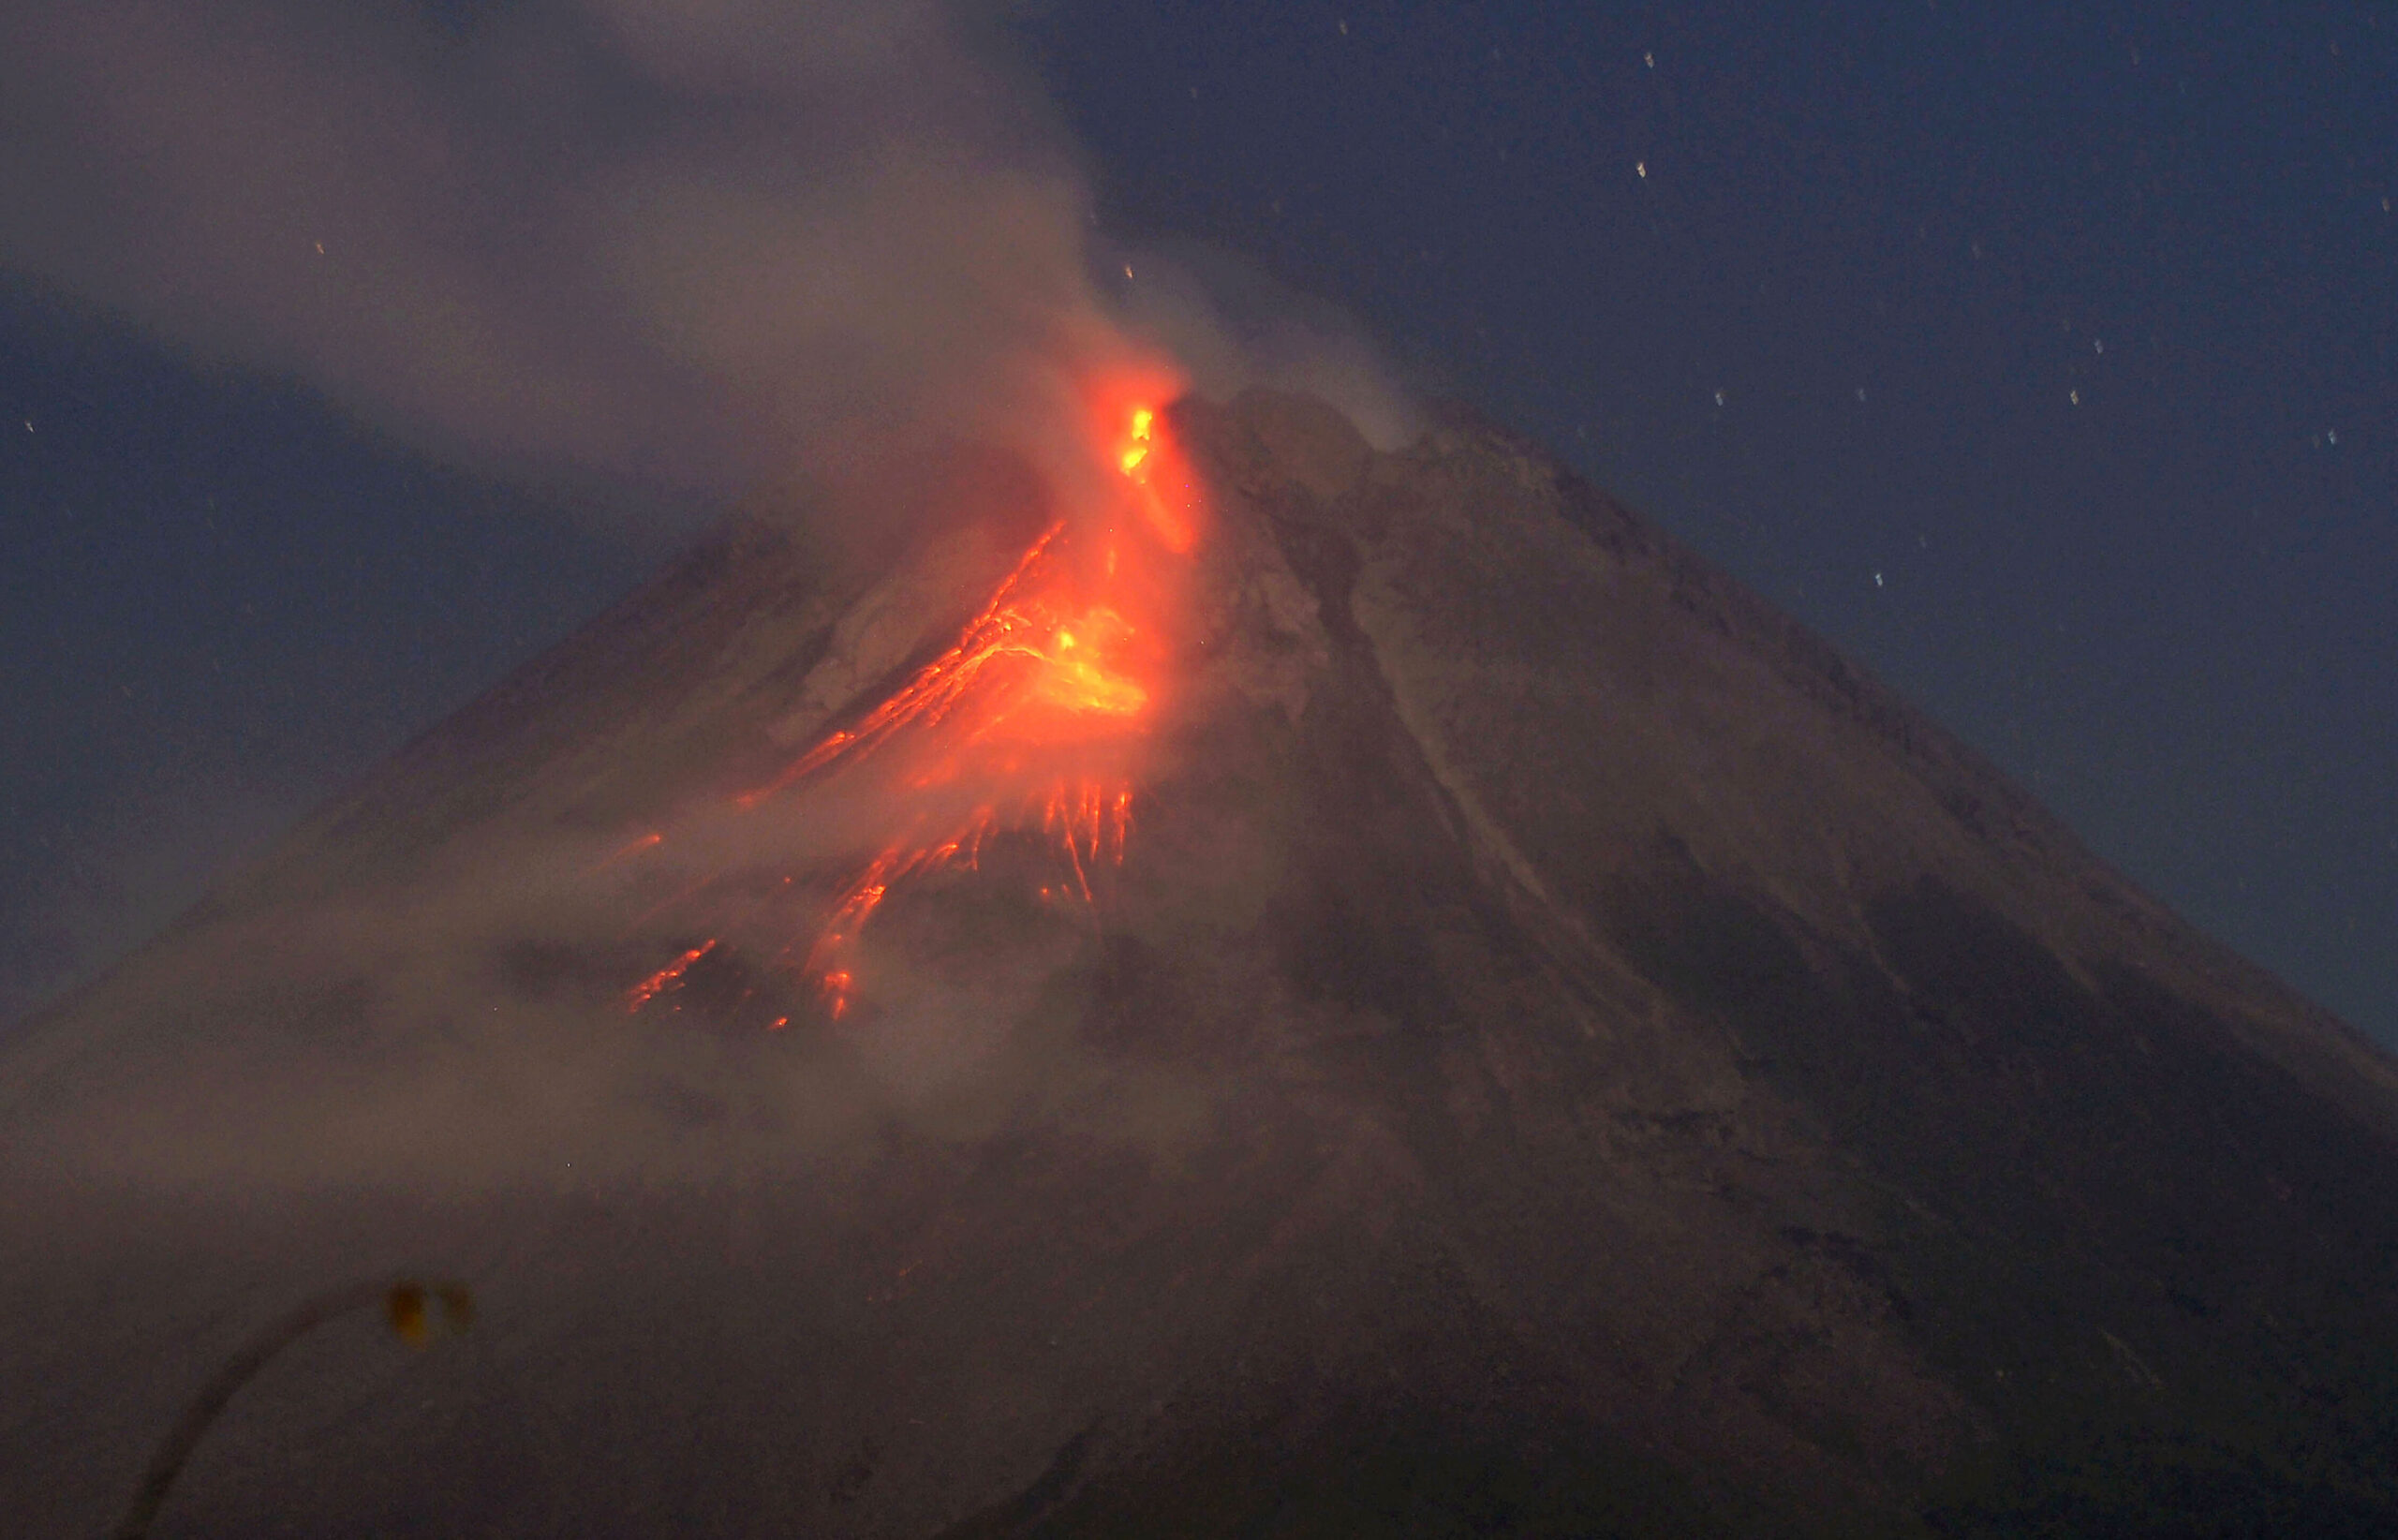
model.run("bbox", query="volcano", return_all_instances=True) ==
[6,390,2397,1537]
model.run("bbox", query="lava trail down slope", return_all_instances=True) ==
[5,392,2396,1538]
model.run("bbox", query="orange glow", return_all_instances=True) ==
[622,389,1200,1025]
[777,400,1180,1014]
[1110,398,1194,553]
[596,830,663,870]
[627,938,718,1012]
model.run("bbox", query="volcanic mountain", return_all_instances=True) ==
[6,391,2397,1537]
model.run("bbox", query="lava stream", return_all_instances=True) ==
[627,939,718,1013]
[622,397,1193,1023]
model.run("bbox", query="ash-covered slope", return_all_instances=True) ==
[6,392,2396,1538]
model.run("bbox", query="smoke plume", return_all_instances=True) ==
[0,0,1147,509]
[0,0,1420,1059]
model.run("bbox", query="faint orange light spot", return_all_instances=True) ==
[597,830,663,870]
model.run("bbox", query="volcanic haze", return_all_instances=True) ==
[5,392,2397,1536]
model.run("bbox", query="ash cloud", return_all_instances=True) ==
[0,0,1422,523]
[0,0,1132,510]
[5,802,1218,1194]
[0,0,1408,1181]
[0,500,1225,1195]
[1109,238,1423,454]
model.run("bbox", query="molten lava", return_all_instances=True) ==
[738,520,1148,807]
[1119,404,1193,553]
[627,939,718,1013]
[623,396,1196,1023]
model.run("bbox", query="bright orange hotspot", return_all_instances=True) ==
[628,385,1200,1026]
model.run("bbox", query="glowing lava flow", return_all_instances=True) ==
[627,939,718,1013]
[1121,406,1193,553]
[735,521,1147,807]
[780,516,1157,1017]
[623,399,1192,1023]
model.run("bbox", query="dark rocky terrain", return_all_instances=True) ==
[6,391,2396,1536]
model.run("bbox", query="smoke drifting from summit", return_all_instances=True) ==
[0,0,1420,1041]
[0,0,1140,509]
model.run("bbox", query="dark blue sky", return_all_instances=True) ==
[2,1,2391,1042]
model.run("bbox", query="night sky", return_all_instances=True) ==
[2,2,2391,1045]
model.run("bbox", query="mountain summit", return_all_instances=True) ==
[7,391,2396,1537]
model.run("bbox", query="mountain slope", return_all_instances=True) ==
[4,391,2394,1537]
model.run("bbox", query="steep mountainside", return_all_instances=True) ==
[5,392,2395,1537]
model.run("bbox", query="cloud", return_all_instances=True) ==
[1107,237,1424,453]
[0,0,1119,508]
[0,781,303,1032]
[0,0,1427,1088]
[0,495,1236,1192]
[0,0,1425,530]
[7,773,1218,1192]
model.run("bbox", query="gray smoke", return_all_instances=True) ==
[1,0,1420,515]
[0,0,1129,506]
[0,0,1419,1052]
